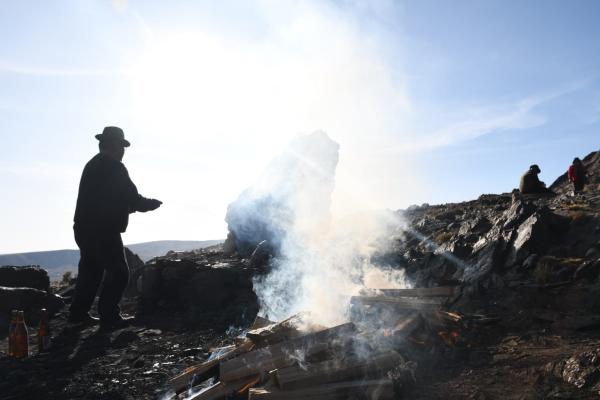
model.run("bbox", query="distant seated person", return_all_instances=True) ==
[519,164,553,194]
[568,157,587,194]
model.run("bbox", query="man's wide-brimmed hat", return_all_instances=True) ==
[95,126,130,147]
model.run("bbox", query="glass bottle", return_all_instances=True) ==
[37,308,51,353]
[13,311,29,359]
[7,310,18,358]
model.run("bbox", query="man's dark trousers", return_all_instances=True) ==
[69,228,129,321]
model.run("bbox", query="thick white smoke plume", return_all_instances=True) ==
[226,131,408,326]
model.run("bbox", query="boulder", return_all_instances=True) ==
[574,259,600,282]
[502,199,536,230]
[0,286,64,330]
[458,217,492,237]
[435,239,472,259]
[506,207,569,268]
[461,237,505,283]
[124,247,145,298]
[139,257,259,326]
[0,266,50,292]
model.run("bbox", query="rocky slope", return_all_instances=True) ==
[0,150,599,399]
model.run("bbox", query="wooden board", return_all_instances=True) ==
[351,295,445,310]
[275,351,402,390]
[246,313,309,347]
[169,340,254,393]
[248,379,394,400]
[378,286,456,298]
[220,323,356,383]
[188,375,260,400]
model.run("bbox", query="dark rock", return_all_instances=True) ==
[139,256,259,326]
[502,199,536,230]
[0,286,64,330]
[506,210,554,267]
[505,208,569,268]
[140,264,163,302]
[562,348,600,389]
[435,239,472,259]
[412,252,458,286]
[553,317,600,333]
[458,217,492,237]
[222,231,237,256]
[0,266,50,292]
[124,248,145,298]
[112,330,140,348]
[585,247,600,259]
[574,259,600,282]
[521,254,539,270]
[249,240,273,268]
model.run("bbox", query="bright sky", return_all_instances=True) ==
[1,0,599,253]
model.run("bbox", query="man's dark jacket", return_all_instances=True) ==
[519,169,545,194]
[74,153,153,233]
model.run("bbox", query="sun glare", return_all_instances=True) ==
[130,32,303,151]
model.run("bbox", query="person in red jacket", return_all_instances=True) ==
[568,157,587,194]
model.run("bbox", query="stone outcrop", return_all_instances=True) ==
[138,248,259,327]
[225,132,339,256]
[0,265,50,292]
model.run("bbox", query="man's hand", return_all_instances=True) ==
[136,197,162,212]
[147,199,162,211]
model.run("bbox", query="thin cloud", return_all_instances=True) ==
[387,80,590,154]
[0,61,130,77]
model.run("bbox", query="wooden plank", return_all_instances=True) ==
[246,314,304,347]
[188,375,260,400]
[386,313,423,338]
[378,286,456,298]
[249,379,394,400]
[250,315,277,330]
[220,323,356,383]
[351,295,444,310]
[220,342,330,383]
[247,312,327,348]
[275,351,402,390]
[169,340,254,393]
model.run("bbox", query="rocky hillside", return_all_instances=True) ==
[388,150,600,398]
[0,150,599,399]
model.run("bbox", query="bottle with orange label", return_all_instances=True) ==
[38,308,51,353]
[13,311,29,359]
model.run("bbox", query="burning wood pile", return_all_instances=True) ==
[167,287,468,400]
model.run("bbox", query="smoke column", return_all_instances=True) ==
[226,131,408,326]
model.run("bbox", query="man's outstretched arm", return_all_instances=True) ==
[118,164,162,213]
[134,195,162,212]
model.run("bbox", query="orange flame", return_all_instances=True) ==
[237,374,261,395]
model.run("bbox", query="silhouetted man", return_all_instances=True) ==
[519,164,553,194]
[69,127,162,328]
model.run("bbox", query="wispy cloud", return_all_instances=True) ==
[0,61,129,77]
[388,80,589,154]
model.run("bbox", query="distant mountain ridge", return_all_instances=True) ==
[0,240,223,280]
